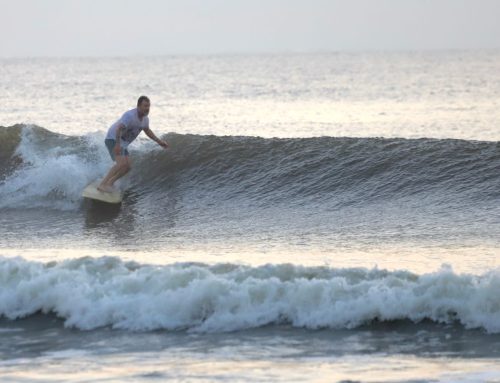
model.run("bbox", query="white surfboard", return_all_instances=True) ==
[82,180,123,204]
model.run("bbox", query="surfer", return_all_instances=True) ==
[98,96,168,193]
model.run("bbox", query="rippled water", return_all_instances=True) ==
[2,51,500,140]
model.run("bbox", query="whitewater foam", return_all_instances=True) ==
[0,126,112,210]
[1,256,499,333]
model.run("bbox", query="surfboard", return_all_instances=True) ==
[82,180,123,204]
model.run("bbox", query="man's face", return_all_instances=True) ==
[138,100,150,116]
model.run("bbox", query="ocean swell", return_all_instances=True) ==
[1,124,499,210]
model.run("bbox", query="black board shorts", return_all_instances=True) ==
[105,139,129,161]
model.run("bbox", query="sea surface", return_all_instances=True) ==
[1,51,500,382]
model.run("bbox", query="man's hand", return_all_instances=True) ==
[144,128,168,149]
[114,144,121,156]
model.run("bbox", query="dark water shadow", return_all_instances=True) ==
[2,314,500,362]
[82,199,122,228]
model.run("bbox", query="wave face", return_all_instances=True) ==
[1,256,500,333]
[1,124,499,211]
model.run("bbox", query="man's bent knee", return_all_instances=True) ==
[115,155,131,173]
[117,163,130,172]
[119,162,131,173]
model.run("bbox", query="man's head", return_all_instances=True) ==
[137,95,150,116]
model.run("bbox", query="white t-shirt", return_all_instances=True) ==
[106,108,149,147]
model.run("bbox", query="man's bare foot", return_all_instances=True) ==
[97,184,114,193]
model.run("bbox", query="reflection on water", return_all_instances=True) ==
[82,183,181,251]
[83,199,122,227]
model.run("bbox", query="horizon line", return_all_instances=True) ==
[2,47,500,60]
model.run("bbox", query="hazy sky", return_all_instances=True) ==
[1,0,499,57]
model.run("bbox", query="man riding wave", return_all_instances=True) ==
[98,96,168,193]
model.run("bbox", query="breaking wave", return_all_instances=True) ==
[1,124,499,211]
[1,256,500,333]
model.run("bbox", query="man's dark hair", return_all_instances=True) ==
[137,95,150,106]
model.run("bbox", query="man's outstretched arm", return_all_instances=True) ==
[144,128,168,149]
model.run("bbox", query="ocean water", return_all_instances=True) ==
[1,51,500,382]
